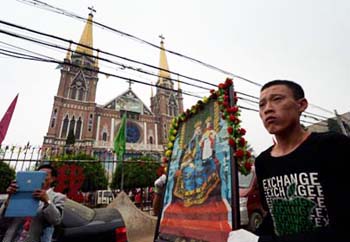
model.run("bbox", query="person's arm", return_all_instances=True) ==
[34,190,66,226]
[43,192,66,225]
[154,174,166,188]
[254,155,275,237]
[0,181,17,217]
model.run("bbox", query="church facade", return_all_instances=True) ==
[42,13,184,160]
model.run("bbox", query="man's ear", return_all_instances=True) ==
[298,98,308,113]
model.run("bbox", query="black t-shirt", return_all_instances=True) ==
[255,132,350,242]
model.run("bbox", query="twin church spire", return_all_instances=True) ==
[65,9,96,67]
[66,9,181,101]
[158,35,171,84]
[75,13,94,57]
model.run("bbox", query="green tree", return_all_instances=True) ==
[54,153,108,192]
[80,161,109,192]
[111,156,161,189]
[0,161,15,193]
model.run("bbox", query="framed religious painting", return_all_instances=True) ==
[154,78,253,242]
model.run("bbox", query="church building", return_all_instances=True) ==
[42,12,184,160]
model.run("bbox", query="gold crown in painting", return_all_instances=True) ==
[194,120,202,128]
[205,116,212,123]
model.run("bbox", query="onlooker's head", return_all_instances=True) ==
[259,80,308,135]
[261,80,305,100]
[37,163,58,190]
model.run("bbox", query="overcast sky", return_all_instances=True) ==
[1,0,349,155]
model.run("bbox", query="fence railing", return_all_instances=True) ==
[0,144,161,209]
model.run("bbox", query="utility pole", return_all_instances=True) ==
[334,110,348,136]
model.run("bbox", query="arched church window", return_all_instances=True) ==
[78,88,84,101]
[88,114,93,132]
[51,109,57,128]
[70,87,77,99]
[75,117,82,139]
[163,124,167,140]
[69,116,76,134]
[61,115,69,138]
[168,96,177,117]
[102,132,108,141]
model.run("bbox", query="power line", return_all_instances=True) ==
[238,96,330,124]
[236,105,328,127]
[0,27,215,95]
[0,40,56,60]
[236,91,259,100]
[0,46,330,130]
[0,19,335,123]
[18,0,262,87]
[301,119,328,128]
[0,22,260,99]
[0,47,204,99]
[0,19,218,89]
[308,103,333,115]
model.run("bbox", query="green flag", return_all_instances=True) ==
[114,113,127,161]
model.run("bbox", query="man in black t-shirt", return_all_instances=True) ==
[228,80,350,242]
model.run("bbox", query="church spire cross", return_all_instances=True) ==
[159,34,165,43]
[128,80,133,90]
[88,6,96,15]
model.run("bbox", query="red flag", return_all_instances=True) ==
[0,94,19,145]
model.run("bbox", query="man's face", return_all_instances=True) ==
[259,84,306,135]
[40,168,54,190]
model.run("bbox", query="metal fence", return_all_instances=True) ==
[0,145,114,175]
[0,144,159,210]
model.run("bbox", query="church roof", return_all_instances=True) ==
[76,13,94,56]
[103,88,153,115]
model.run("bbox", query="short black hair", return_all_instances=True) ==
[37,163,58,178]
[261,80,305,100]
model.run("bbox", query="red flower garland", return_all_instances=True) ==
[163,77,253,175]
[219,78,253,175]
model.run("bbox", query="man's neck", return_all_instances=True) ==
[272,127,310,157]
